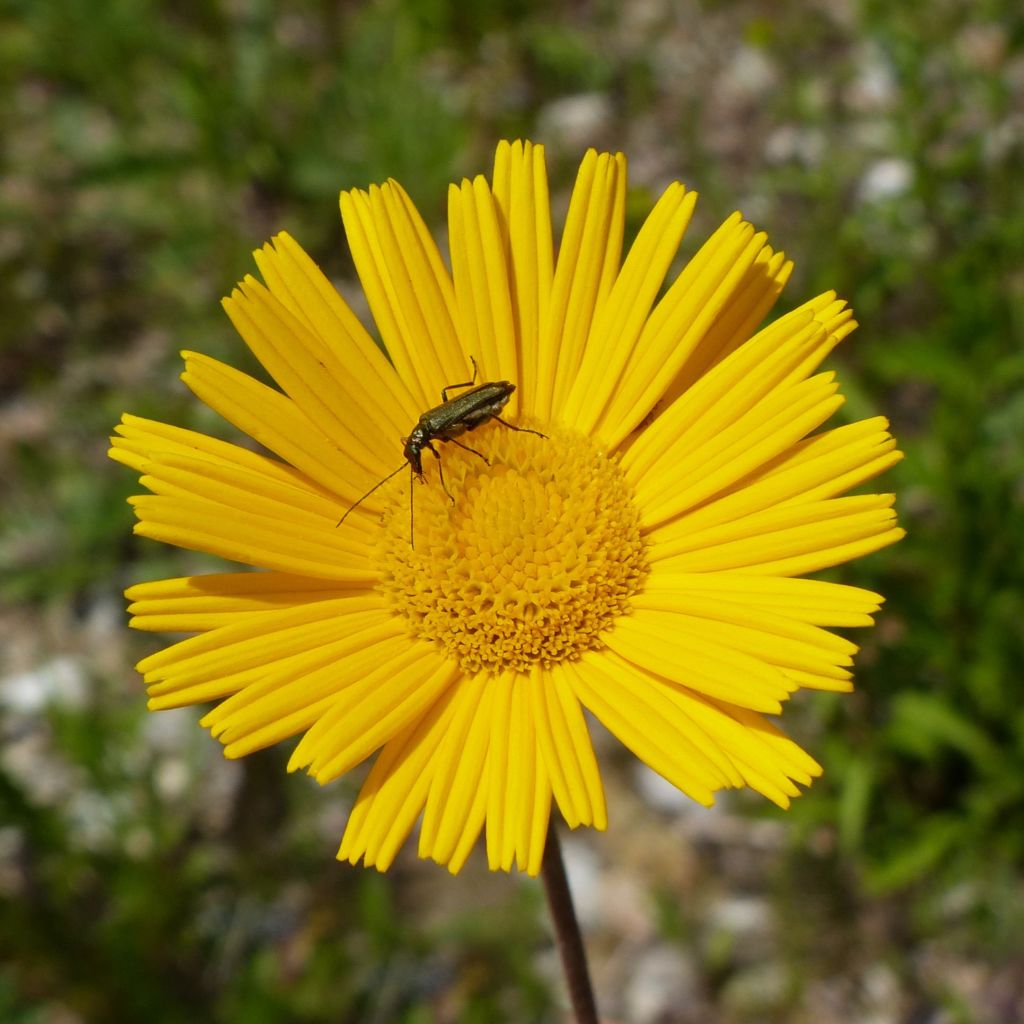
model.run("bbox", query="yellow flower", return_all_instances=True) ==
[110,140,903,876]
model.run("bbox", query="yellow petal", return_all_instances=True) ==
[536,149,626,421]
[531,663,607,831]
[126,572,362,633]
[111,414,312,488]
[490,140,554,417]
[224,278,404,474]
[294,643,457,783]
[338,686,461,871]
[563,654,724,803]
[604,611,795,713]
[180,352,384,507]
[252,231,422,427]
[622,292,849,483]
[644,417,899,545]
[623,605,854,682]
[214,633,415,756]
[146,603,394,709]
[640,572,884,625]
[658,246,793,405]
[653,505,902,574]
[138,595,385,678]
[419,672,494,869]
[564,182,696,435]
[340,182,465,408]
[448,176,520,410]
[130,493,377,581]
[483,672,550,873]
[601,212,776,450]
[648,494,897,562]
[636,374,845,527]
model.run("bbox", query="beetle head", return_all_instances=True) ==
[403,430,425,476]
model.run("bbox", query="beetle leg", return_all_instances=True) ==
[492,416,548,439]
[440,356,479,402]
[445,437,491,465]
[426,443,456,505]
[437,460,455,505]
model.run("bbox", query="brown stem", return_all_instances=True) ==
[540,819,600,1024]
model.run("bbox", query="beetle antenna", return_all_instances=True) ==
[409,466,415,548]
[337,463,408,527]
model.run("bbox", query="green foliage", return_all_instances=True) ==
[0,677,552,1023]
[775,0,1024,909]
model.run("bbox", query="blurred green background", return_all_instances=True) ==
[2,0,1023,1021]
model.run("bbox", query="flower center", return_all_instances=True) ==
[375,422,648,674]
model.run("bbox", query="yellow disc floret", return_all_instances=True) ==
[376,423,648,674]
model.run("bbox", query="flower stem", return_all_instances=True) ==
[540,820,599,1024]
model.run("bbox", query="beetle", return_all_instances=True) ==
[338,358,546,545]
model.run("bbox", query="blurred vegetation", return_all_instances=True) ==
[1,0,1023,1021]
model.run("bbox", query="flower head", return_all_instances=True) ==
[111,141,903,875]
